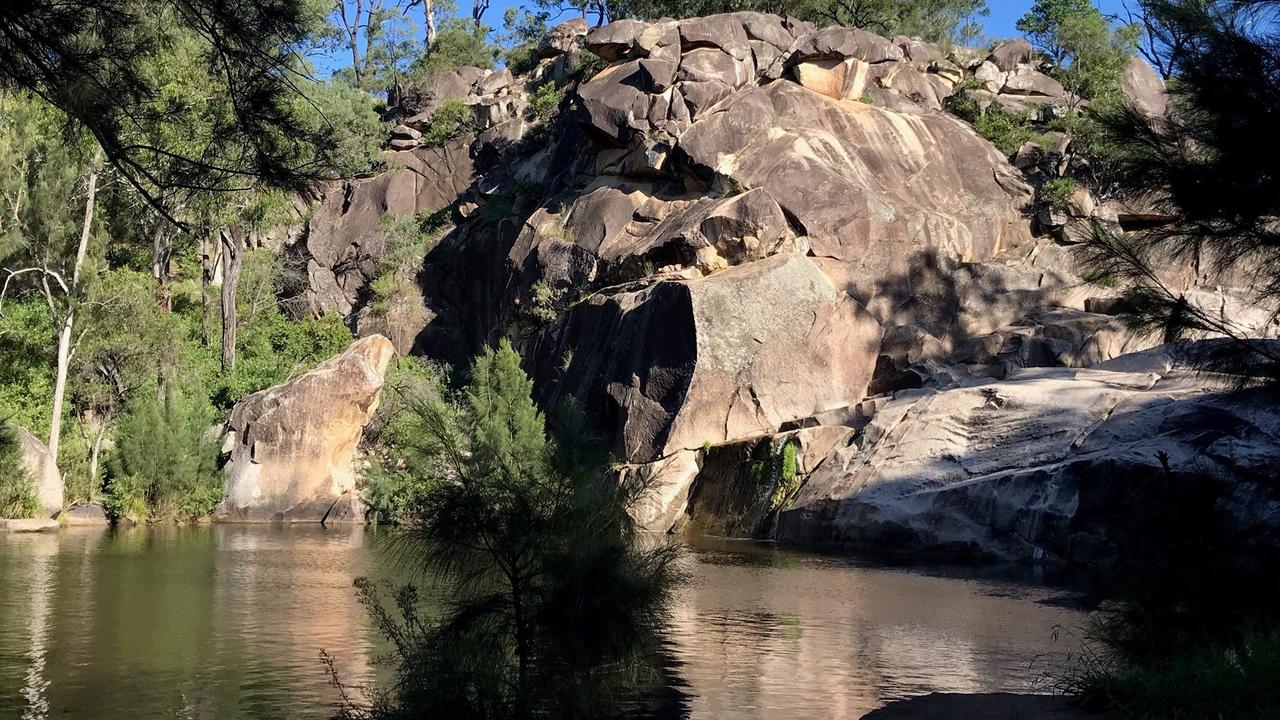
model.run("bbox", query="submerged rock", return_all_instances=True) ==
[215,335,395,523]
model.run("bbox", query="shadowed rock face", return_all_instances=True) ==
[215,335,395,523]
[536,254,882,463]
[299,141,475,320]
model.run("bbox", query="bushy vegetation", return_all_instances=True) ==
[335,341,681,719]
[359,356,448,524]
[1058,454,1280,718]
[0,423,41,519]
[413,19,501,76]
[1069,626,1280,720]
[973,108,1047,156]
[528,82,563,122]
[103,390,223,523]
[1039,177,1078,211]
[420,99,475,146]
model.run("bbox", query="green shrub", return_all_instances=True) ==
[974,108,1046,156]
[101,472,150,524]
[528,82,563,122]
[104,389,223,523]
[572,51,607,80]
[359,356,446,523]
[1068,625,1280,720]
[420,99,474,146]
[412,18,500,75]
[0,424,41,519]
[528,281,559,324]
[1040,177,1078,211]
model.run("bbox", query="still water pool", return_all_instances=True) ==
[0,525,1085,719]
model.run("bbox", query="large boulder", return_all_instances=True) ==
[215,335,395,523]
[534,253,882,463]
[13,427,62,518]
[1119,56,1168,119]
[778,352,1280,564]
[678,81,1033,305]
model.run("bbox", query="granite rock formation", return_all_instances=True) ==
[215,335,395,523]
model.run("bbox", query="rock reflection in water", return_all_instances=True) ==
[662,539,1081,720]
[0,528,1082,720]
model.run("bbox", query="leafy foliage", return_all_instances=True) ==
[528,82,564,122]
[412,18,500,75]
[420,99,475,146]
[1039,177,1078,211]
[359,356,449,524]
[973,107,1047,156]
[337,341,681,719]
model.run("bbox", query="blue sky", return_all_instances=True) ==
[312,0,1137,78]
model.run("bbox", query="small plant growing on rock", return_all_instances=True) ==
[768,440,801,513]
[528,82,564,122]
[571,51,607,80]
[420,99,475,146]
[528,281,560,324]
[974,108,1048,156]
[1040,177,1078,212]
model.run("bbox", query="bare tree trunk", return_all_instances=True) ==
[151,219,173,312]
[200,233,212,346]
[339,0,366,87]
[424,0,437,50]
[47,149,102,465]
[219,227,243,373]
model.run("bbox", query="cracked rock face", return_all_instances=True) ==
[777,364,1280,564]
[534,253,881,463]
[215,335,395,523]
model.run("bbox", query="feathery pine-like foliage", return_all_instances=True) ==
[0,423,40,519]
[336,340,681,719]
[104,389,222,523]
[1081,0,1280,381]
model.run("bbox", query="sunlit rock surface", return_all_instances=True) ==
[215,335,395,523]
[14,427,61,518]
[778,350,1280,564]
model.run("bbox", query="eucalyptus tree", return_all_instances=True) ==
[0,94,105,465]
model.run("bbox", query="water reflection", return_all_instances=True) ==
[0,528,1083,720]
[665,539,1080,720]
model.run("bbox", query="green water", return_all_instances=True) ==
[0,525,1085,719]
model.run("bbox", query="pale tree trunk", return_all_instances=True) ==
[219,227,243,372]
[339,0,366,87]
[47,149,103,465]
[424,0,437,50]
[77,408,108,502]
[151,218,174,312]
